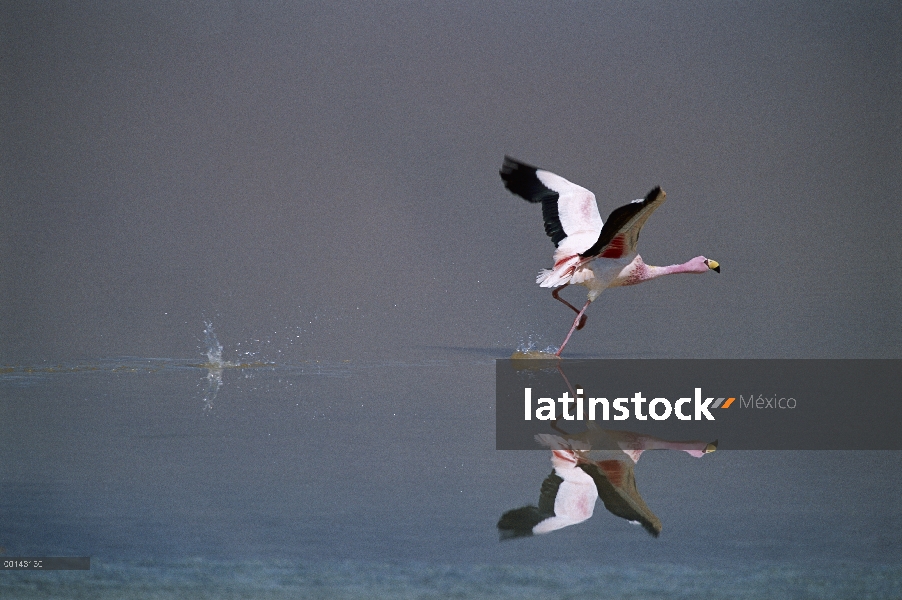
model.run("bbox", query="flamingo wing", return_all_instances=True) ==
[579,186,666,260]
[580,459,663,537]
[537,469,564,514]
[497,456,599,539]
[496,470,562,539]
[500,156,603,252]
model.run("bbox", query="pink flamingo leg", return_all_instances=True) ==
[555,299,591,357]
[551,285,588,330]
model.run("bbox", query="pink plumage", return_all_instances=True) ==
[500,156,720,356]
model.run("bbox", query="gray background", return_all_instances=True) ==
[3,1,900,363]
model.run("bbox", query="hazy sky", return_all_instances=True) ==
[2,2,900,363]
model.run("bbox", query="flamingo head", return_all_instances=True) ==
[685,256,721,273]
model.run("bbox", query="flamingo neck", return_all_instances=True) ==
[634,438,710,458]
[649,262,691,277]
[613,256,680,286]
[602,429,711,458]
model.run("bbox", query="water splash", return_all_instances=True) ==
[202,368,223,412]
[201,321,232,411]
[515,335,558,356]
[203,321,227,367]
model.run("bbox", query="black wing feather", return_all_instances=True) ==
[579,462,662,537]
[496,470,562,540]
[537,470,563,514]
[579,186,663,259]
[497,506,546,539]
[499,156,566,247]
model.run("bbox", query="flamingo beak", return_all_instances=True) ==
[704,439,718,453]
[705,259,721,273]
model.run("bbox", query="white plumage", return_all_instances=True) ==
[497,427,717,539]
[500,156,720,356]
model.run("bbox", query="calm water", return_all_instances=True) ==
[2,351,900,598]
[4,560,900,599]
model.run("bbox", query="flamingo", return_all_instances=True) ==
[499,156,720,356]
[497,427,717,539]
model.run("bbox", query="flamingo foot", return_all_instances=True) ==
[555,300,592,357]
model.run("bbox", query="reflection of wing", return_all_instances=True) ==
[497,451,598,539]
[579,460,662,537]
[497,471,561,539]
[537,470,563,514]
[497,506,548,540]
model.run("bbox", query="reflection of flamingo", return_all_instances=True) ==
[497,426,716,539]
[499,157,720,356]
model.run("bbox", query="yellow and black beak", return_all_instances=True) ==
[704,439,718,453]
[705,259,721,273]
